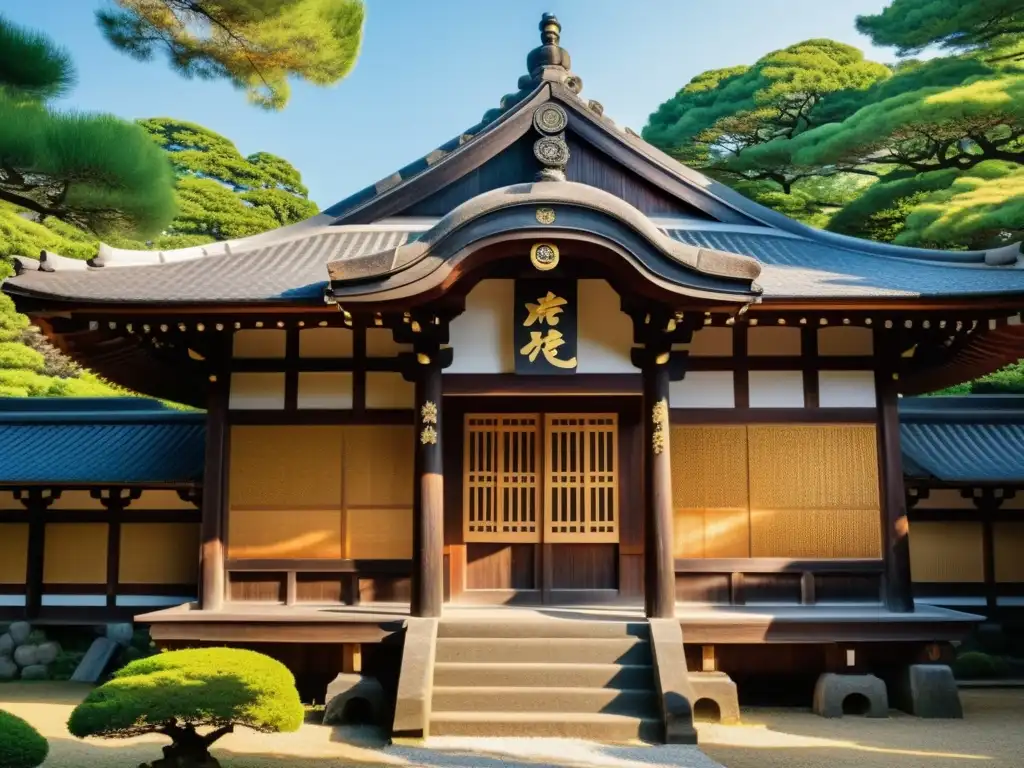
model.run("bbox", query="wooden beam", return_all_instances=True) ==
[875,336,914,613]
[200,374,229,612]
[675,558,884,574]
[23,490,47,620]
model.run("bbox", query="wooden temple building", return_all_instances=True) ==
[5,14,1024,739]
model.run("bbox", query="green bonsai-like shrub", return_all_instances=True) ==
[0,709,48,768]
[67,648,303,768]
[951,650,1011,680]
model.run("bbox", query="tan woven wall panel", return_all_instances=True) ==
[119,523,200,584]
[299,327,353,358]
[748,326,802,356]
[993,522,1024,583]
[228,509,343,559]
[688,327,733,357]
[674,508,751,558]
[0,524,28,583]
[0,491,19,510]
[909,521,984,583]
[748,425,879,510]
[671,426,748,509]
[750,508,881,558]
[346,508,413,559]
[343,426,414,507]
[818,326,873,356]
[229,426,343,510]
[43,523,107,583]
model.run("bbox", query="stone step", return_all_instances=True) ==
[438,620,649,640]
[432,685,659,715]
[433,661,654,689]
[434,637,652,665]
[429,710,662,741]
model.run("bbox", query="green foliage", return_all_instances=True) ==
[67,648,304,739]
[0,202,100,262]
[857,0,1024,62]
[138,118,319,240]
[643,39,890,188]
[899,162,1024,246]
[0,709,48,768]
[951,650,1011,679]
[0,15,177,238]
[0,11,74,101]
[98,0,365,109]
[0,341,44,372]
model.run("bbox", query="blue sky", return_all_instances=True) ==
[6,0,897,209]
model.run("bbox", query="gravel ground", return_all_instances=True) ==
[3,682,1022,768]
[699,688,1024,768]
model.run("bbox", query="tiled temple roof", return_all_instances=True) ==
[900,396,1024,483]
[0,398,204,484]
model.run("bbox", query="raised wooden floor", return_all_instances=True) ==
[138,601,981,644]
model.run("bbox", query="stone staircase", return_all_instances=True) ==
[429,619,662,741]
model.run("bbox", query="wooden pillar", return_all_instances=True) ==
[875,354,914,613]
[200,374,230,612]
[21,489,49,620]
[642,357,676,619]
[411,359,444,618]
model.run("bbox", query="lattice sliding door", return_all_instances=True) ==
[544,414,619,543]
[463,415,541,542]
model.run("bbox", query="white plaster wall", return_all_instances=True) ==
[297,372,353,409]
[446,280,515,374]
[748,370,804,408]
[366,372,414,409]
[819,326,874,356]
[670,371,735,408]
[229,372,285,410]
[233,329,285,358]
[748,326,801,356]
[299,327,353,358]
[818,371,877,408]
[688,327,732,357]
[576,280,634,373]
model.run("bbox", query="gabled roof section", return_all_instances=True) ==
[0,398,204,485]
[900,396,1024,483]
[2,12,1023,307]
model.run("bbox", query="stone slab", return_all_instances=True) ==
[71,637,119,683]
[689,672,741,725]
[649,618,699,744]
[894,664,964,719]
[20,664,49,681]
[324,674,387,726]
[393,617,438,738]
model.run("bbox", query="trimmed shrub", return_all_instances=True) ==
[68,648,303,768]
[0,709,48,768]
[951,650,1011,679]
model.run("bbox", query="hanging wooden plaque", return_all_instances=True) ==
[514,279,578,375]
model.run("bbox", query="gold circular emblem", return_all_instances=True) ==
[530,243,559,271]
[536,207,556,225]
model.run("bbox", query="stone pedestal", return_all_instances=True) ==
[689,672,740,724]
[324,674,387,726]
[893,664,963,719]
[812,673,888,718]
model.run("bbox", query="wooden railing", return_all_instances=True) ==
[225,558,413,606]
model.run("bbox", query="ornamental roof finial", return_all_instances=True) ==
[527,12,572,76]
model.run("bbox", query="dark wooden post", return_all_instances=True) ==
[19,488,50,620]
[396,310,455,619]
[874,339,914,613]
[642,356,675,618]
[629,308,694,619]
[200,373,230,611]
[411,358,444,618]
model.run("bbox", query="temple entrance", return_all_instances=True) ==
[461,413,620,602]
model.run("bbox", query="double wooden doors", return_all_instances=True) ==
[462,413,619,598]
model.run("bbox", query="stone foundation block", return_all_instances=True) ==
[894,664,963,719]
[689,671,741,724]
[13,644,38,668]
[0,656,17,680]
[9,622,31,646]
[106,623,134,647]
[324,674,387,726]
[0,633,13,656]
[36,641,61,665]
[20,664,49,681]
[812,673,888,718]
